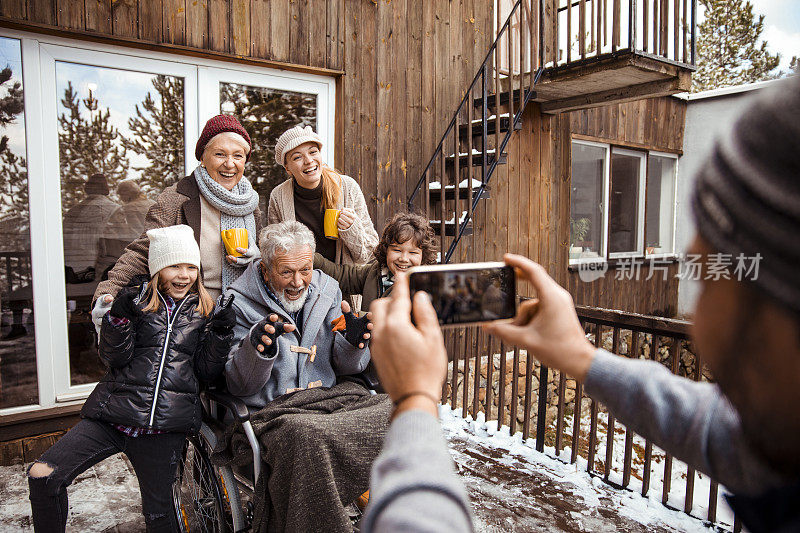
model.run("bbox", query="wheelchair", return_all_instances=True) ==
[172,370,381,533]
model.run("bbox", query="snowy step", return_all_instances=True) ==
[444,148,507,168]
[428,178,490,202]
[430,211,472,237]
[457,114,518,138]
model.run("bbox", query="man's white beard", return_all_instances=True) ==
[275,286,308,312]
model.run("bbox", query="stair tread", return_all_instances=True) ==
[428,178,484,190]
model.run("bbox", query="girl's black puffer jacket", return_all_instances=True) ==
[81,283,233,434]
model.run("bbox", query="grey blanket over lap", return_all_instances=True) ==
[212,381,392,533]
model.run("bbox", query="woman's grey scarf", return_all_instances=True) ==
[194,166,259,290]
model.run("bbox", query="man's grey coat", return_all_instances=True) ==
[224,262,371,410]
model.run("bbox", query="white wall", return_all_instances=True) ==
[675,80,787,317]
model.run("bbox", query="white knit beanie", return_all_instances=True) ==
[274,125,323,168]
[146,225,201,277]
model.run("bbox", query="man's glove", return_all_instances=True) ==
[110,285,145,322]
[92,294,114,336]
[342,310,372,349]
[249,314,294,355]
[209,294,236,334]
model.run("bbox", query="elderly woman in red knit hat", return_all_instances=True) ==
[91,114,262,331]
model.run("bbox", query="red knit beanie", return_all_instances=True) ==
[195,114,252,162]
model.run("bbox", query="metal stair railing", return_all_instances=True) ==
[407,0,545,264]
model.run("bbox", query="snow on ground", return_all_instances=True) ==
[557,409,736,529]
[440,405,728,532]
[0,454,145,532]
[0,406,734,532]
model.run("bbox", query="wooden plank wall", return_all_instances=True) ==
[565,96,687,316]
[0,0,345,71]
[341,0,495,227]
[458,103,569,298]
[569,96,687,153]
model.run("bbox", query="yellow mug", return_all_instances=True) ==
[221,228,248,257]
[324,209,340,240]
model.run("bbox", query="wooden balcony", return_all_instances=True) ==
[497,0,696,114]
[533,50,692,113]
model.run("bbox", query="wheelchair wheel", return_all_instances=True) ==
[172,433,230,533]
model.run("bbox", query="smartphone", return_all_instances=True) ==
[407,262,517,327]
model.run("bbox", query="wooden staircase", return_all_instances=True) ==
[407,0,543,262]
[408,0,696,263]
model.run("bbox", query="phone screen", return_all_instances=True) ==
[408,264,516,326]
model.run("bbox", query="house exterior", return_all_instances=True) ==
[0,0,695,464]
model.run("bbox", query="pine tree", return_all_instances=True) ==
[693,0,781,91]
[220,84,317,208]
[0,147,28,219]
[790,56,799,75]
[58,81,129,210]
[0,66,24,128]
[0,64,28,223]
[123,75,185,198]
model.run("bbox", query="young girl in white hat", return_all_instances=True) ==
[27,224,236,532]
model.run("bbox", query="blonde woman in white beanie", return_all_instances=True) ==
[28,224,236,533]
[269,124,378,270]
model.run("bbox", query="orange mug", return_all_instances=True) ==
[221,228,248,257]
[324,209,340,240]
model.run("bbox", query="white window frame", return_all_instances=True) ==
[645,151,679,259]
[0,28,336,415]
[569,139,610,266]
[608,147,647,260]
[569,140,679,267]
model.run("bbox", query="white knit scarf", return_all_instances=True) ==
[193,166,259,289]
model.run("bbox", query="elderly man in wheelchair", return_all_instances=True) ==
[172,220,391,533]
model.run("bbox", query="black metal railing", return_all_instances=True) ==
[442,305,740,531]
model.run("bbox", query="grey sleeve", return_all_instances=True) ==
[225,322,278,398]
[585,349,783,495]
[361,410,474,533]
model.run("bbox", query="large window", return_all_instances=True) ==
[570,140,678,264]
[0,30,334,413]
[0,37,37,409]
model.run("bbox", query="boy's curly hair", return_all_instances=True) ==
[374,212,438,267]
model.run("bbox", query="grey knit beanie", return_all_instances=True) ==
[691,75,800,314]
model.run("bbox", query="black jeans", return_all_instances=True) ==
[27,418,185,533]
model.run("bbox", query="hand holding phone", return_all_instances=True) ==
[369,274,447,415]
[483,254,595,382]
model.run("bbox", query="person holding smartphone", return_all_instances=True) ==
[364,77,800,533]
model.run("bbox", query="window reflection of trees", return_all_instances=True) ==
[58,72,185,211]
[220,83,317,213]
[56,67,186,387]
[0,37,37,408]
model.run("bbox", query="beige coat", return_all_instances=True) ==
[267,174,379,266]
